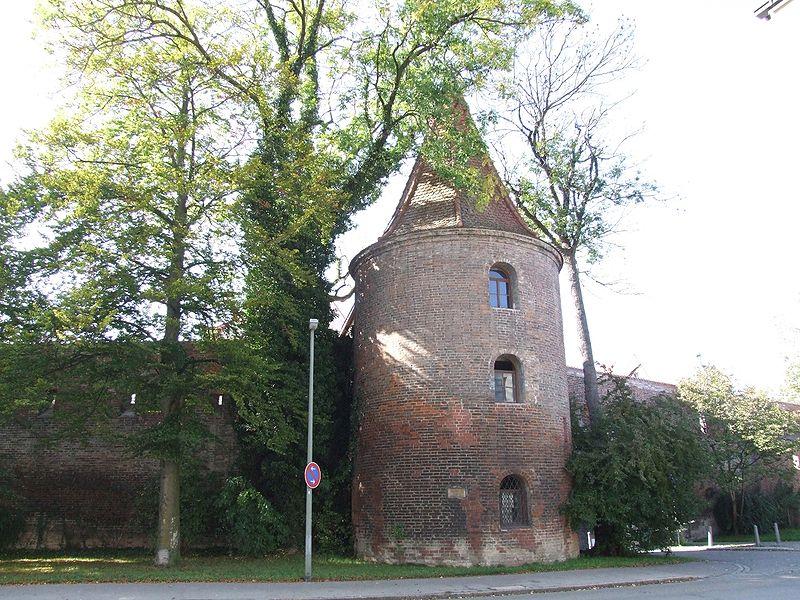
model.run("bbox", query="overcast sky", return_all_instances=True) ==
[1,1,798,391]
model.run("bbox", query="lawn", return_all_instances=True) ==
[713,527,800,544]
[0,551,691,585]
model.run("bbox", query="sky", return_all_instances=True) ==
[1,1,799,392]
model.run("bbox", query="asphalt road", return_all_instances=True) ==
[508,548,800,600]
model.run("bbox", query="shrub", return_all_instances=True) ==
[133,465,224,550]
[216,476,288,555]
[713,482,800,534]
[564,376,709,555]
[0,469,26,550]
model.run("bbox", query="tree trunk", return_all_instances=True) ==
[155,87,190,566]
[739,486,746,534]
[564,252,601,426]
[730,490,738,535]
[155,292,185,567]
[155,458,181,565]
[155,239,186,566]
[155,316,184,566]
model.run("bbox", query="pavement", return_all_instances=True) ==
[0,544,798,600]
[508,546,800,600]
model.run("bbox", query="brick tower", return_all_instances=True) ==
[348,151,579,566]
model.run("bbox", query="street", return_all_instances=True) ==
[508,548,800,600]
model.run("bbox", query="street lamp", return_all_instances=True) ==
[755,0,795,20]
[304,318,318,581]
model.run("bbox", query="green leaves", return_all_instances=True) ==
[2,0,580,556]
[337,0,578,212]
[678,365,800,513]
[565,376,709,555]
[216,476,289,555]
[491,18,655,262]
[782,360,800,405]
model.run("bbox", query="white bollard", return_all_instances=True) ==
[774,522,781,545]
[754,524,761,546]
[707,526,713,547]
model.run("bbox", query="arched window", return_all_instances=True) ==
[488,267,513,308]
[499,475,529,528]
[494,357,519,403]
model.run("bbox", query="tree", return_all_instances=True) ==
[489,19,656,425]
[564,374,708,555]
[678,365,800,534]
[3,0,578,565]
[42,0,580,235]
[0,24,270,565]
[783,359,800,405]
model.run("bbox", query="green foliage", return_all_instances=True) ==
[564,376,709,555]
[0,5,257,463]
[225,312,354,554]
[678,365,800,533]
[134,466,225,550]
[0,469,26,550]
[712,482,800,534]
[216,476,288,556]
[2,0,580,559]
[493,19,655,263]
[0,341,160,434]
[783,359,800,405]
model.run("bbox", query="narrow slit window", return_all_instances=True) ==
[489,268,512,308]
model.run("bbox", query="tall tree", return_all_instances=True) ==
[0,23,275,564]
[679,365,800,534]
[488,19,655,425]
[783,359,800,405]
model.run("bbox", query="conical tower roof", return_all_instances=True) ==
[380,103,535,239]
[381,157,533,238]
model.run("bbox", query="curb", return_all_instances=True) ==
[708,546,798,552]
[299,576,701,600]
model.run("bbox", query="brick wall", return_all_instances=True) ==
[350,227,579,566]
[0,404,237,550]
[566,366,677,416]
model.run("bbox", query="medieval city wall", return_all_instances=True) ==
[0,406,237,549]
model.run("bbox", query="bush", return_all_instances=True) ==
[217,476,288,555]
[564,376,709,555]
[133,465,225,550]
[713,482,800,534]
[0,469,26,550]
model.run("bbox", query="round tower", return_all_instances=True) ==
[349,156,579,566]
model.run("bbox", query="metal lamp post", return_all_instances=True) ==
[755,0,795,19]
[304,318,318,581]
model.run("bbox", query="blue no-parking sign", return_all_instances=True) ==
[304,461,322,489]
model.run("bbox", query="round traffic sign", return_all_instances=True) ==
[304,461,322,489]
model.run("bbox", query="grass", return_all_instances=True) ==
[0,551,691,586]
[681,527,800,545]
[713,527,800,544]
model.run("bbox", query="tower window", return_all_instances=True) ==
[494,358,518,403]
[489,268,513,308]
[499,475,529,528]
